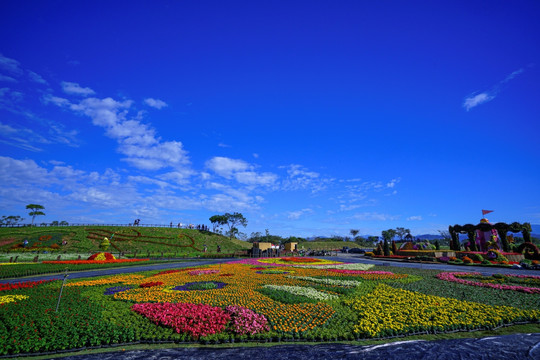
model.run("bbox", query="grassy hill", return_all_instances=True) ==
[0,226,252,257]
[296,241,366,251]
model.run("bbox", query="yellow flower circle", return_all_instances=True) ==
[257,257,342,266]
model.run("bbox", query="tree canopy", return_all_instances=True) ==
[26,204,45,225]
[0,215,24,226]
[209,212,248,239]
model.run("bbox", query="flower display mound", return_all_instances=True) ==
[131,302,269,337]
[437,272,540,294]
[281,257,320,263]
[252,257,342,266]
[88,252,116,261]
[327,269,409,280]
[346,283,540,338]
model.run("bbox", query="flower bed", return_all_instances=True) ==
[42,258,150,264]
[0,280,53,292]
[104,286,133,295]
[189,269,219,276]
[263,284,338,301]
[280,257,321,263]
[230,257,374,270]
[0,294,28,305]
[1,260,539,356]
[88,252,116,261]
[131,302,231,338]
[437,272,540,294]
[171,281,228,291]
[139,281,164,288]
[345,283,540,337]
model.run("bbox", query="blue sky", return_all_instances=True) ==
[1,1,539,238]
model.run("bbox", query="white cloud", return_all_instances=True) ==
[144,98,168,109]
[158,170,194,185]
[63,96,191,172]
[27,71,47,84]
[61,81,95,96]
[205,156,277,187]
[0,122,55,151]
[234,171,278,186]
[70,97,132,127]
[49,160,65,166]
[386,178,400,188]
[288,208,313,220]
[206,157,251,178]
[351,212,399,221]
[0,122,17,135]
[463,92,494,111]
[339,204,363,212]
[43,94,71,107]
[463,68,524,111]
[281,164,330,193]
[0,74,17,83]
[0,54,23,75]
[128,175,171,189]
[286,164,319,179]
[0,156,49,186]
[407,215,423,221]
[502,68,524,83]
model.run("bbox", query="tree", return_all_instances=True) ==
[26,204,45,225]
[381,229,396,256]
[248,231,263,243]
[437,230,451,247]
[395,227,410,241]
[209,212,248,240]
[350,229,359,240]
[366,236,379,244]
[209,215,228,232]
[0,215,24,226]
[381,229,397,242]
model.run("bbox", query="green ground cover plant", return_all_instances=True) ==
[0,259,538,356]
[0,226,251,256]
[0,260,182,279]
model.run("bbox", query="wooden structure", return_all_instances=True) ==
[252,242,272,251]
[284,242,297,252]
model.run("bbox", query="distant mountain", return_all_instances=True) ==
[305,225,540,242]
[415,234,444,240]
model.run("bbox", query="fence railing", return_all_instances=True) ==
[0,223,210,229]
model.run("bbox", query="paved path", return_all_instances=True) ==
[332,254,540,276]
[0,258,233,284]
[59,333,540,360]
